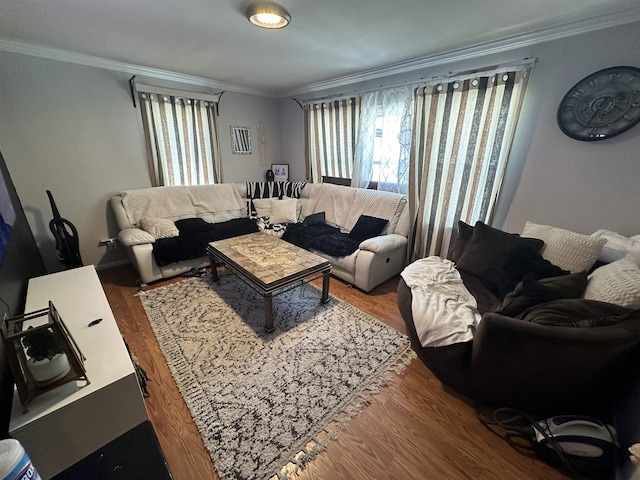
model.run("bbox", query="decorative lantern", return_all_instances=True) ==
[1,301,89,411]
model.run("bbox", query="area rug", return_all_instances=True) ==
[139,273,414,480]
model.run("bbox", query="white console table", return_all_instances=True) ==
[9,266,149,479]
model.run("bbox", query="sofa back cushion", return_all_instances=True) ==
[496,272,588,317]
[516,298,638,327]
[456,222,544,277]
[522,221,606,273]
[303,183,407,235]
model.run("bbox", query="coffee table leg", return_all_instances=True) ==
[264,294,275,333]
[209,255,220,281]
[321,271,330,304]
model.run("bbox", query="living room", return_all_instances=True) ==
[0,1,640,479]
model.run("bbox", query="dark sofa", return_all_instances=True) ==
[398,221,640,416]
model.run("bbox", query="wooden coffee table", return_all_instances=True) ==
[207,232,331,332]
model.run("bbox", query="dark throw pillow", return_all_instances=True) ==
[480,248,570,299]
[448,221,474,262]
[495,271,588,317]
[174,217,213,233]
[516,299,638,327]
[303,211,326,226]
[348,215,388,242]
[456,221,544,278]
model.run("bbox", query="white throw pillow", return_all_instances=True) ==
[269,198,298,224]
[591,229,640,264]
[252,198,271,218]
[583,259,640,309]
[139,217,179,239]
[522,221,606,273]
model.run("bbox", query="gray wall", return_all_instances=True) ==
[0,53,282,272]
[1,21,639,273]
[279,20,640,238]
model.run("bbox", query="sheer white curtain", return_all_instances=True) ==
[138,91,221,186]
[304,98,360,183]
[409,65,533,259]
[352,86,413,193]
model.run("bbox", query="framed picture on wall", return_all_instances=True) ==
[271,164,289,182]
[231,126,251,154]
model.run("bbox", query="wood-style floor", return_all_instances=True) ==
[99,264,569,480]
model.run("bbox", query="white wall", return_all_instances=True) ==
[279,20,640,238]
[0,53,282,272]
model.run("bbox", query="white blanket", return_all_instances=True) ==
[121,184,244,226]
[306,183,405,232]
[401,256,481,347]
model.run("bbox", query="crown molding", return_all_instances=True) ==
[0,39,273,97]
[278,6,640,98]
[2,5,640,100]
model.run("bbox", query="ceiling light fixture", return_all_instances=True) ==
[246,2,291,29]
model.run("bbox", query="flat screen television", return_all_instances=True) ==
[0,168,16,268]
[0,146,46,436]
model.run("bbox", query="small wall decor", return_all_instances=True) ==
[231,126,251,154]
[271,164,289,181]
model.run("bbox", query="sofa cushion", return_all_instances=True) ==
[252,198,271,218]
[269,198,298,224]
[479,249,570,299]
[175,217,212,233]
[583,259,640,309]
[303,211,326,225]
[456,222,544,278]
[348,215,388,242]
[516,299,637,327]
[252,198,298,224]
[522,221,606,273]
[449,221,474,263]
[591,229,640,265]
[496,272,588,317]
[139,217,179,239]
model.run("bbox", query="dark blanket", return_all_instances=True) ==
[282,222,361,257]
[152,217,258,266]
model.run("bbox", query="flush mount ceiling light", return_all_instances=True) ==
[246,2,291,29]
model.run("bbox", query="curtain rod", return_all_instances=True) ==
[129,76,224,108]
[295,57,537,105]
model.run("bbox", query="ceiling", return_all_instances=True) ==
[2,0,640,97]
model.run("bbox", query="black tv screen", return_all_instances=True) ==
[0,170,16,267]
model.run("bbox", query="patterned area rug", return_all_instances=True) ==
[139,273,414,480]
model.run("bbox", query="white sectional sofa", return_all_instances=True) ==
[110,182,410,291]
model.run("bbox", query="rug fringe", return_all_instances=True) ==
[270,346,416,480]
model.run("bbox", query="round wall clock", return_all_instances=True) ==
[557,66,640,141]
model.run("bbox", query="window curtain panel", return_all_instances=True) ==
[409,66,532,260]
[352,86,413,193]
[304,97,360,183]
[138,92,222,186]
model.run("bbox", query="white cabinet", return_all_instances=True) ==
[8,266,148,479]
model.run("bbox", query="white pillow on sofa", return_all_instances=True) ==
[139,216,179,239]
[252,198,298,224]
[252,198,271,218]
[522,221,606,273]
[269,198,298,224]
[583,259,640,309]
[591,229,640,265]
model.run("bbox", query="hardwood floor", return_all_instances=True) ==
[99,264,569,480]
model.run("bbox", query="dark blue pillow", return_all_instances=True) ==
[348,215,388,242]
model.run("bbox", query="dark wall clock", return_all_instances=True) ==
[557,66,640,141]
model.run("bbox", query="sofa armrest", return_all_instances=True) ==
[118,228,156,247]
[358,234,407,254]
[470,312,640,412]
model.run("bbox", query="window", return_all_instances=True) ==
[138,90,222,186]
[352,86,413,193]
